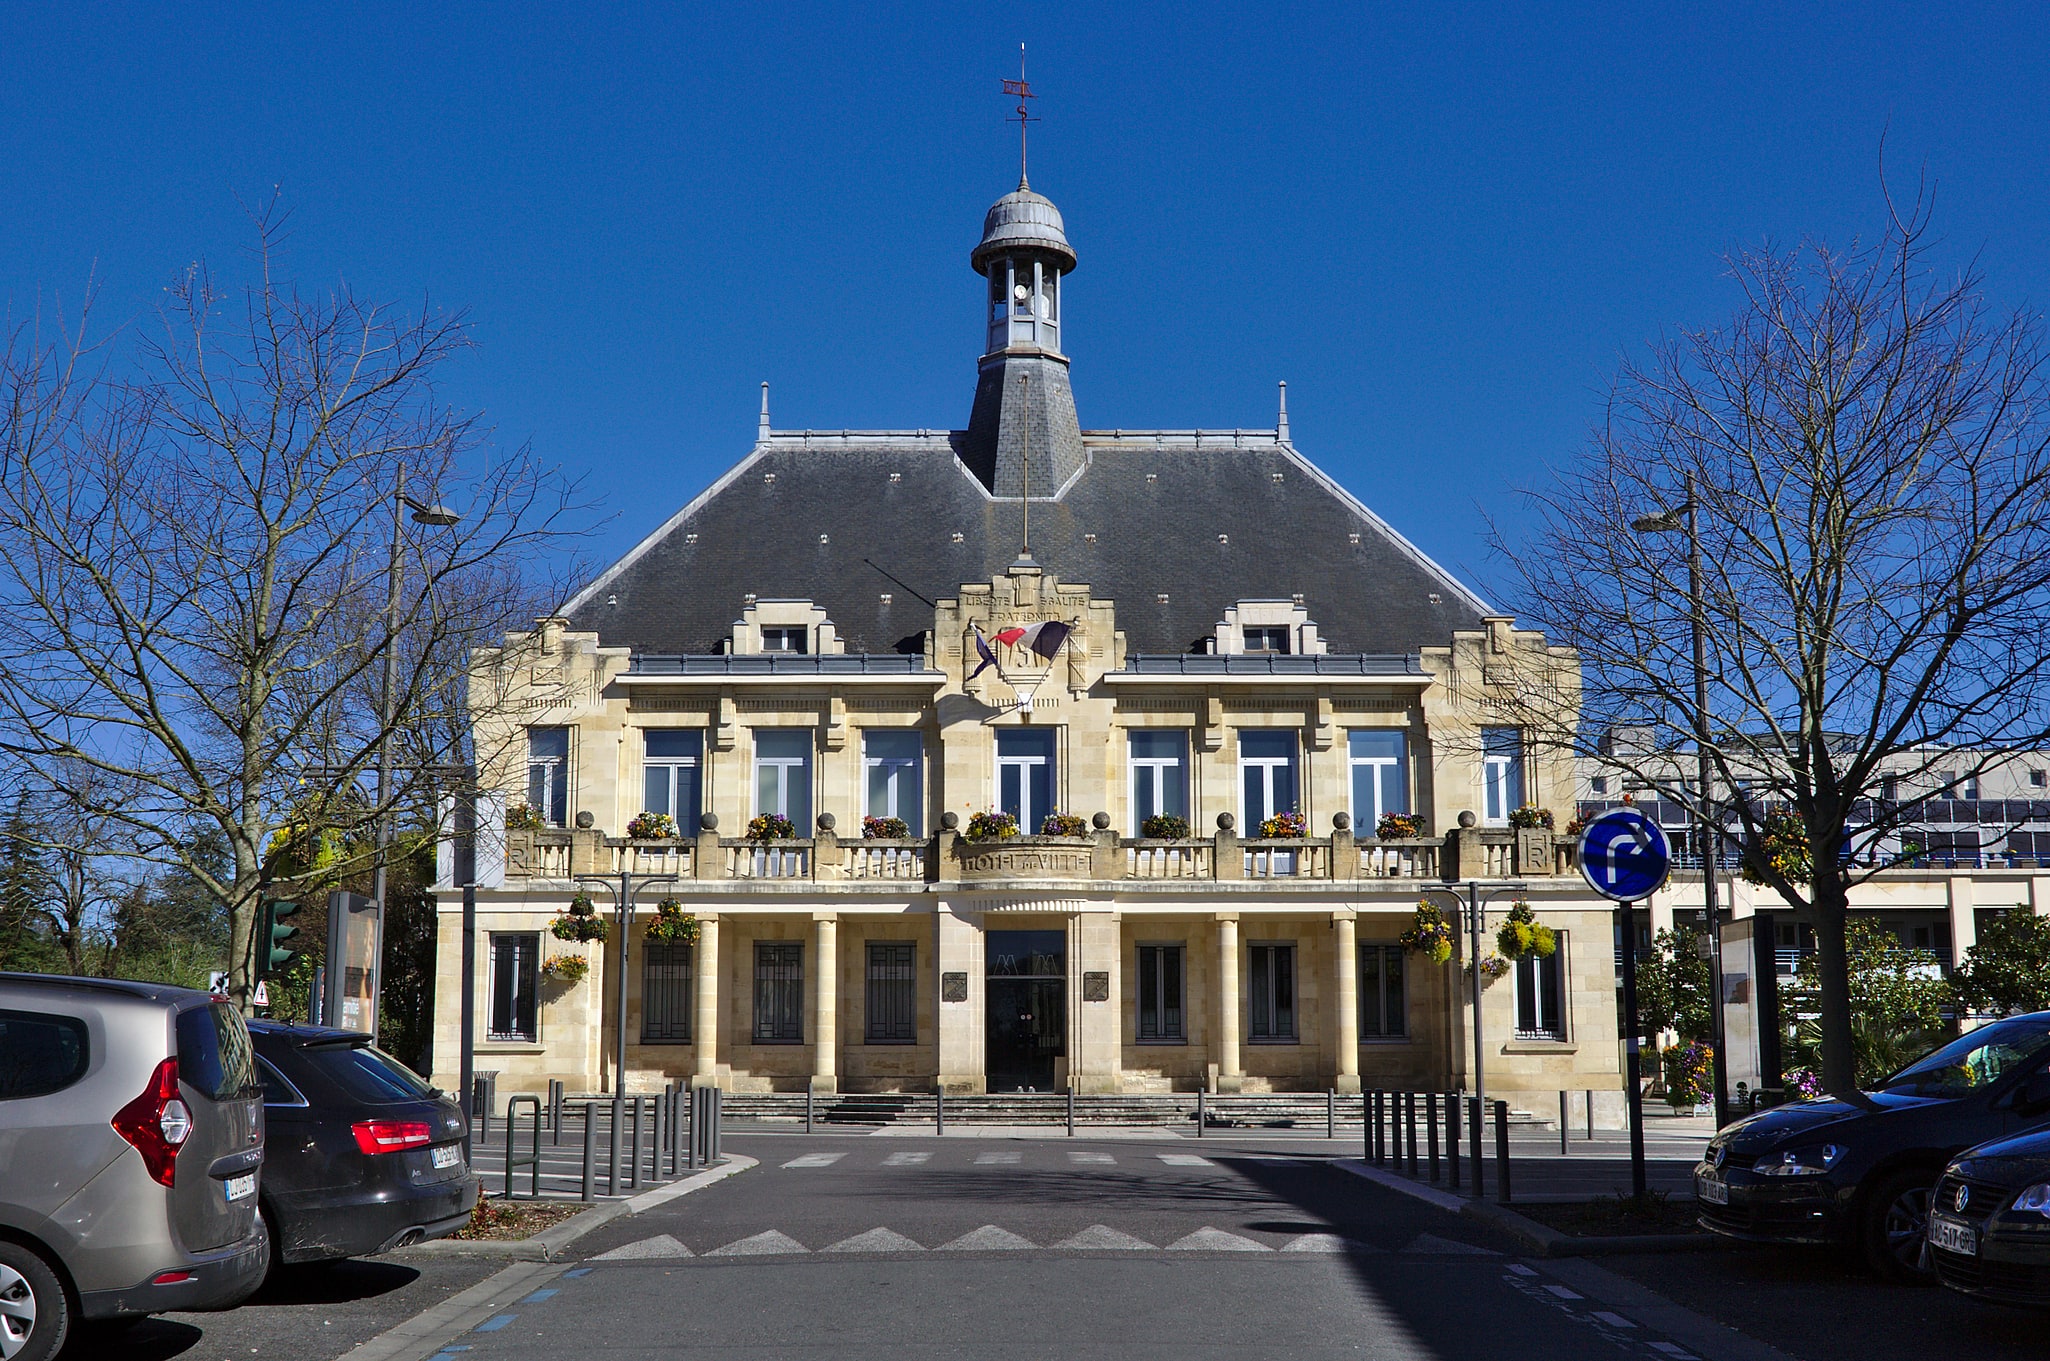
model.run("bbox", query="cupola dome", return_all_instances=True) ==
[971,187,1076,275]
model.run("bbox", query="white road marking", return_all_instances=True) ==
[1280,1233,1379,1253]
[938,1224,1037,1250]
[1402,1233,1499,1256]
[1590,1312,1636,1329]
[821,1228,925,1253]
[780,1153,845,1168]
[591,1234,692,1261]
[882,1151,931,1166]
[1649,1345,1697,1359]
[1052,1224,1155,1250]
[1504,1264,1538,1277]
[1069,1151,1117,1164]
[704,1230,810,1256]
[1544,1285,1583,1300]
[1157,1154,1214,1167]
[974,1151,1022,1165]
[1166,1227,1271,1252]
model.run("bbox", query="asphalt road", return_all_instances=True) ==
[376,1132,1778,1361]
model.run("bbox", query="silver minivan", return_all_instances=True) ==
[0,974,268,1360]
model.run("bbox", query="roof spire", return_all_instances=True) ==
[1003,43,1038,190]
[1277,381,1290,443]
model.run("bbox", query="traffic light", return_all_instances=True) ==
[258,898,301,978]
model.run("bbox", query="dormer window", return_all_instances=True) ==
[1243,626,1290,655]
[761,627,806,654]
[732,599,839,655]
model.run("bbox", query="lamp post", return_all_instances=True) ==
[367,481,460,1043]
[1633,469,1731,1128]
[575,870,679,1191]
[1422,880,1528,1107]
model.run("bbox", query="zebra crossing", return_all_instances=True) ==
[780,1150,1243,1170]
[587,1224,1490,1259]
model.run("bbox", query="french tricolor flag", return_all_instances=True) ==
[992,620,1072,660]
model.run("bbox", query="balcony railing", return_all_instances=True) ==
[500,821,1571,887]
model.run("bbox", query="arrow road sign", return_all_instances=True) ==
[1577,808,1673,902]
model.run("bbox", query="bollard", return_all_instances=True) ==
[1560,1091,1569,1156]
[1495,1099,1512,1204]
[1427,1093,1440,1182]
[547,1079,563,1145]
[1469,1095,1484,1198]
[807,1086,815,1135]
[936,1087,945,1137]
[473,1076,492,1145]
[1327,1089,1336,1141]
[627,1095,645,1191]
[1363,1092,1371,1161]
[1586,1089,1595,1141]
[581,1100,598,1202]
[1367,1092,1378,1163]
[1446,1093,1462,1191]
[607,1097,622,1196]
[707,1086,721,1163]
[1197,1088,1206,1139]
[1406,1093,1418,1178]
[650,1091,665,1183]
[1067,1087,1075,1138]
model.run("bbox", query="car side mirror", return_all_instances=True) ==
[2016,1070,2050,1115]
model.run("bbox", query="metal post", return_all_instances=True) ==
[1620,897,1649,1199]
[1467,882,1486,1106]
[581,1100,597,1202]
[806,1086,814,1135]
[1560,1091,1568,1155]
[1685,475,1732,1129]
[685,1084,698,1171]
[1368,1092,1379,1163]
[1426,1093,1440,1182]
[1586,1089,1595,1141]
[459,883,476,1159]
[1469,1095,1484,1197]
[1446,1094,1461,1190]
[708,1087,721,1163]
[1066,1087,1075,1138]
[937,1087,945,1136]
[649,1092,662,1182]
[1494,1099,1512,1204]
[1405,1092,1418,1177]
[1363,1092,1370,1161]
[629,1096,645,1190]
[365,481,405,1046]
[1327,1089,1336,1141]
[1196,1088,1205,1138]
[606,1099,621,1196]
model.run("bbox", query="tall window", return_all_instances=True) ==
[1128,732,1189,833]
[864,731,923,835]
[1359,943,1406,1039]
[865,942,916,1044]
[760,626,807,654]
[488,934,538,1041]
[1515,941,1565,1041]
[1136,944,1186,1042]
[997,729,1057,832]
[753,942,803,1043]
[1248,943,1296,1042]
[1243,625,1290,655]
[1239,731,1299,827]
[526,727,570,827]
[1349,730,1409,830]
[1482,727,1525,825]
[641,943,692,1043]
[754,731,812,831]
[643,730,703,829]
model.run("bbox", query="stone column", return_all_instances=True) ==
[693,915,721,1085]
[1216,915,1243,1092]
[813,915,838,1093]
[935,902,986,1093]
[1333,913,1360,1093]
[1947,877,1977,989]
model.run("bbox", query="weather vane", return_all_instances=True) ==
[1003,43,1037,189]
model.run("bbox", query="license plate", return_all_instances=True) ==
[1928,1212,1978,1256]
[431,1144,462,1170]
[224,1173,256,1203]
[1695,1172,1729,1205]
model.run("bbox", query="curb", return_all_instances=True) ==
[1335,1160,1721,1259]
[397,1155,758,1261]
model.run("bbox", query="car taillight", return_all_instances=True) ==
[352,1119,434,1155]
[112,1059,189,1187]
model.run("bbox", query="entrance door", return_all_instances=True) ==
[986,930,1066,1092]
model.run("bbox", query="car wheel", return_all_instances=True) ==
[0,1239,69,1361]
[1862,1168,1939,1284]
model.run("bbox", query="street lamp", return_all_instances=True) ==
[366,478,460,1043]
[1632,468,1732,1128]
[1420,877,1529,1107]
[576,869,679,1193]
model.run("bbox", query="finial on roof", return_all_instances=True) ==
[758,382,771,443]
[1277,381,1290,443]
[1003,43,1038,190]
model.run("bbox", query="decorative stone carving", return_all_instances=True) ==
[952,836,1097,880]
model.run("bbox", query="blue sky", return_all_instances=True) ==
[5,4,2048,609]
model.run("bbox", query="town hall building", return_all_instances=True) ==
[429,167,1627,1113]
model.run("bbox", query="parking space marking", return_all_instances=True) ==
[1158,1154,1214,1166]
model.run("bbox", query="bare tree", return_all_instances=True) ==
[0,203,585,1010]
[1494,192,2050,1095]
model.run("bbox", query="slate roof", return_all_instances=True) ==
[564,430,1491,657]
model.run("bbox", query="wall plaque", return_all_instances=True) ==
[1082,971,1109,1002]
[941,971,968,1002]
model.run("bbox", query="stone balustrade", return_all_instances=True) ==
[501,817,1573,886]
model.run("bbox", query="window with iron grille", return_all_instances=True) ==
[1515,937,1566,1041]
[865,942,916,1044]
[753,942,804,1043]
[488,933,539,1041]
[1136,944,1185,1042]
[641,942,692,1043]
[1359,943,1406,1039]
[1248,942,1297,1042]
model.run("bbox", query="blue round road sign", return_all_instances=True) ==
[1577,808,1672,902]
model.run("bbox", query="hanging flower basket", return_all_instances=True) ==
[1375,812,1424,840]
[1465,953,1512,984]
[962,810,1019,843]
[1495,899,1557,959]
[505,802,545,831]
[1508,805,1555,831]
[1399,900,1456,965]
[1258,810,1307,839]
[550,892,610,943]
[541,953,589,985]
[745,813,797,841]
[862,815,910,840]
[626,810,679,840]
[1039,811,1088,837]
[644,898,701,944]
[1140,813,1191,840]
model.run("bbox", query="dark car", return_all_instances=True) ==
[1927,1109,2050,1306]
[246,1022,478,1269]
[1694,1012,2050,1281]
